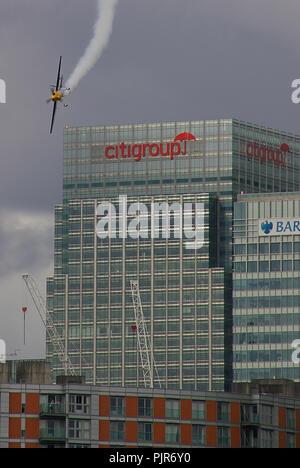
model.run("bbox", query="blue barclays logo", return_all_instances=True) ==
[261,220,273,234]
[259,218,300,235]
[0,79,6,103]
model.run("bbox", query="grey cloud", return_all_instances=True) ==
[0,209,53,278]
[0,209,53,359]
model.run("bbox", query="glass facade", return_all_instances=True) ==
[47,193,231,390]
[47,119,300,389]
[62,119,299,268]
[233,193,300,381]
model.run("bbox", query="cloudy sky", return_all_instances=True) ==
[1,0,300,359]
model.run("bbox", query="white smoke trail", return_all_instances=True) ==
[65,0,118,93]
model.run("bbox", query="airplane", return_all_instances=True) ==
[47,56,70,134]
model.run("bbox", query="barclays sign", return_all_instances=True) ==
[259,218,300,236]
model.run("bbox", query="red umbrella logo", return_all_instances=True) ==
[174,132,196,141]
[280,143,290,152]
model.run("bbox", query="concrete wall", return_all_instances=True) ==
[0,360,51,384]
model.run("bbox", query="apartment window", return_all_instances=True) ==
[261,429,273,448]
[241,404,258,424]
[261,405,273,425]
[110,397,125,417]
[138,398,153,418]
[138,422,153,442]
[217,402,230,423]
[192,424,206,445]
[165,424,180,443]
[69,395,90,414]
[287,433,296,449]
[286,408,295,429]
[241,427,258,448]
[69,444,90,449]
[217,426,230,448]
[192,401,206,420]
[40,419,59,439]
[110,421,125,442]
[40,394,65,415]
[165,399,180,418]
[68,420,90,440]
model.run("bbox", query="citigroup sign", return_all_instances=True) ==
[246,142,290,167]
[259,218,300,236]
[105,132,196,161]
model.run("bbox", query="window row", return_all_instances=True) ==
[234,349,296,363]
[234,278,300,291]
[234,331,300,345]
[233,313,300,327]
[233,295,300,309]
[65,273,216,289]
[66,262,212,275]
[108,397,206,419]
[234,260,300,273]
[108,422,232,446]
[234,242,300,255]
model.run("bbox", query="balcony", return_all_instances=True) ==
[241,426,259,448]
[241,439,259,449]
[240,405,259,426]
[39,428,66,445]
[40,403,66,419]
[241,414,259,426]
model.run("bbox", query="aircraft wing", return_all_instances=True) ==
[56,56,62,90]
[50,101,57,134]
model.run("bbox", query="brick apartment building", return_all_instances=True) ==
[0,362,299,448]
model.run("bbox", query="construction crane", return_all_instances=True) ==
[22,274,77,376]
[130,280,161,388]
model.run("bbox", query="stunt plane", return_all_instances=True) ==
[47,56,70,134]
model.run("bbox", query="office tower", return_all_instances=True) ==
[233,192,300,382]
[47,119,300,388]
